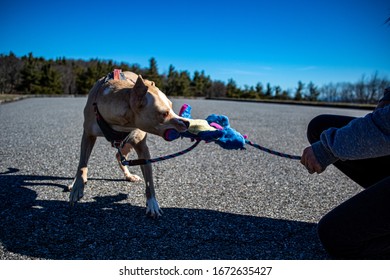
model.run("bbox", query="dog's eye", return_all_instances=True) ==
[162,111,169,118]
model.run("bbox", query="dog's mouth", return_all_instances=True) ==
[163,120,189,141]
[164,129,180,141]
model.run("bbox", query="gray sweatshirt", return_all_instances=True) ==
[312,88,390,169]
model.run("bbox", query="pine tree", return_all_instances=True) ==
[191,70,211,97]
[226,78,239,98]
[40,61,63,94]
[274,85,281,99]
[76,62,98,95]
[265,83,272,98]
[146,57,163,88]
[307,81,319,101]
[165,65,179,96]
[242,85,257,99]
[178,71,191,96]
[255,82,264,99]
[18,52,42,94]
[294,81,305,101]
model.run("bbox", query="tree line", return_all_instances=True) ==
[0,51,389,104]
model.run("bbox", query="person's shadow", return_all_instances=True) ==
[0,168,328,259]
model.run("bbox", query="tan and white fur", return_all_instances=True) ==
[68,71,189,217]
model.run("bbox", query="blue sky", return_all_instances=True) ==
[1,0,389,90]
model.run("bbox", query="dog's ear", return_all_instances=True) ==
[134,75,148,96]
[132,75,148,107]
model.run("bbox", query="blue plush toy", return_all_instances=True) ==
[164,104,247,150]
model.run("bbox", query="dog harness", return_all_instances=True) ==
[103,68,127,83]
[93,102,130,148]
[93,69,131,148]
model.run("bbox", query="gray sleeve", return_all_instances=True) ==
[312,105,390,169]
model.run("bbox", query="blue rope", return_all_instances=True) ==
[120,140,201,166]
[119,138,301,167]
[245,139,301,160]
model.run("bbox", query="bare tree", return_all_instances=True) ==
[207,80,226,98]
[367,71,380,103]
[0,52,23,93]
[354,75,366,103]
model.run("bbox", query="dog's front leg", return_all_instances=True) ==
[132,136,162,218]
[68,130,96,204]
[141,163,163,218]
[115,143,142,182]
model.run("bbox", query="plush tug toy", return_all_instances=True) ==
[164,104,247,150]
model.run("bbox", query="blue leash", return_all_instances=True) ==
[119,138,301,167]
[245,139,301,160]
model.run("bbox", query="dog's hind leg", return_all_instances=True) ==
[115,143,142,182]
[68,130,96,204]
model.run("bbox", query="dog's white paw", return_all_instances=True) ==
[69,177,85,205]
[146,197,163,218]
[124,172,142,182]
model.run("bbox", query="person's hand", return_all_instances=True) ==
[300,146,324,174]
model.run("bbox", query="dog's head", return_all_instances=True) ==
[130,75,189,140]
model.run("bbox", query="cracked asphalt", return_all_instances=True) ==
[0,97,370,259]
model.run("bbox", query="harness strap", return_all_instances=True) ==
[93,103,130,148]
[103,69,127,83]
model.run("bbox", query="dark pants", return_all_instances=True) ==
[307,114,390,259]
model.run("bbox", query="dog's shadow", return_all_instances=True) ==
[0,168,328,259]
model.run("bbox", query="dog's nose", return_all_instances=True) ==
[171,118,189,132]
[182,119,190,129]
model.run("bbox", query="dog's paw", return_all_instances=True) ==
[64,184,72,192]
[69,177,85,205]
[146,197,163,218]
[124,173,142,182]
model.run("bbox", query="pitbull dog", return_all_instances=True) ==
[68,71,189,217]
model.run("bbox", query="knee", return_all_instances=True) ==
[307,115,328,144]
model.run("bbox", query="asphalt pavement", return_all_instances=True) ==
[0,97,370,259]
